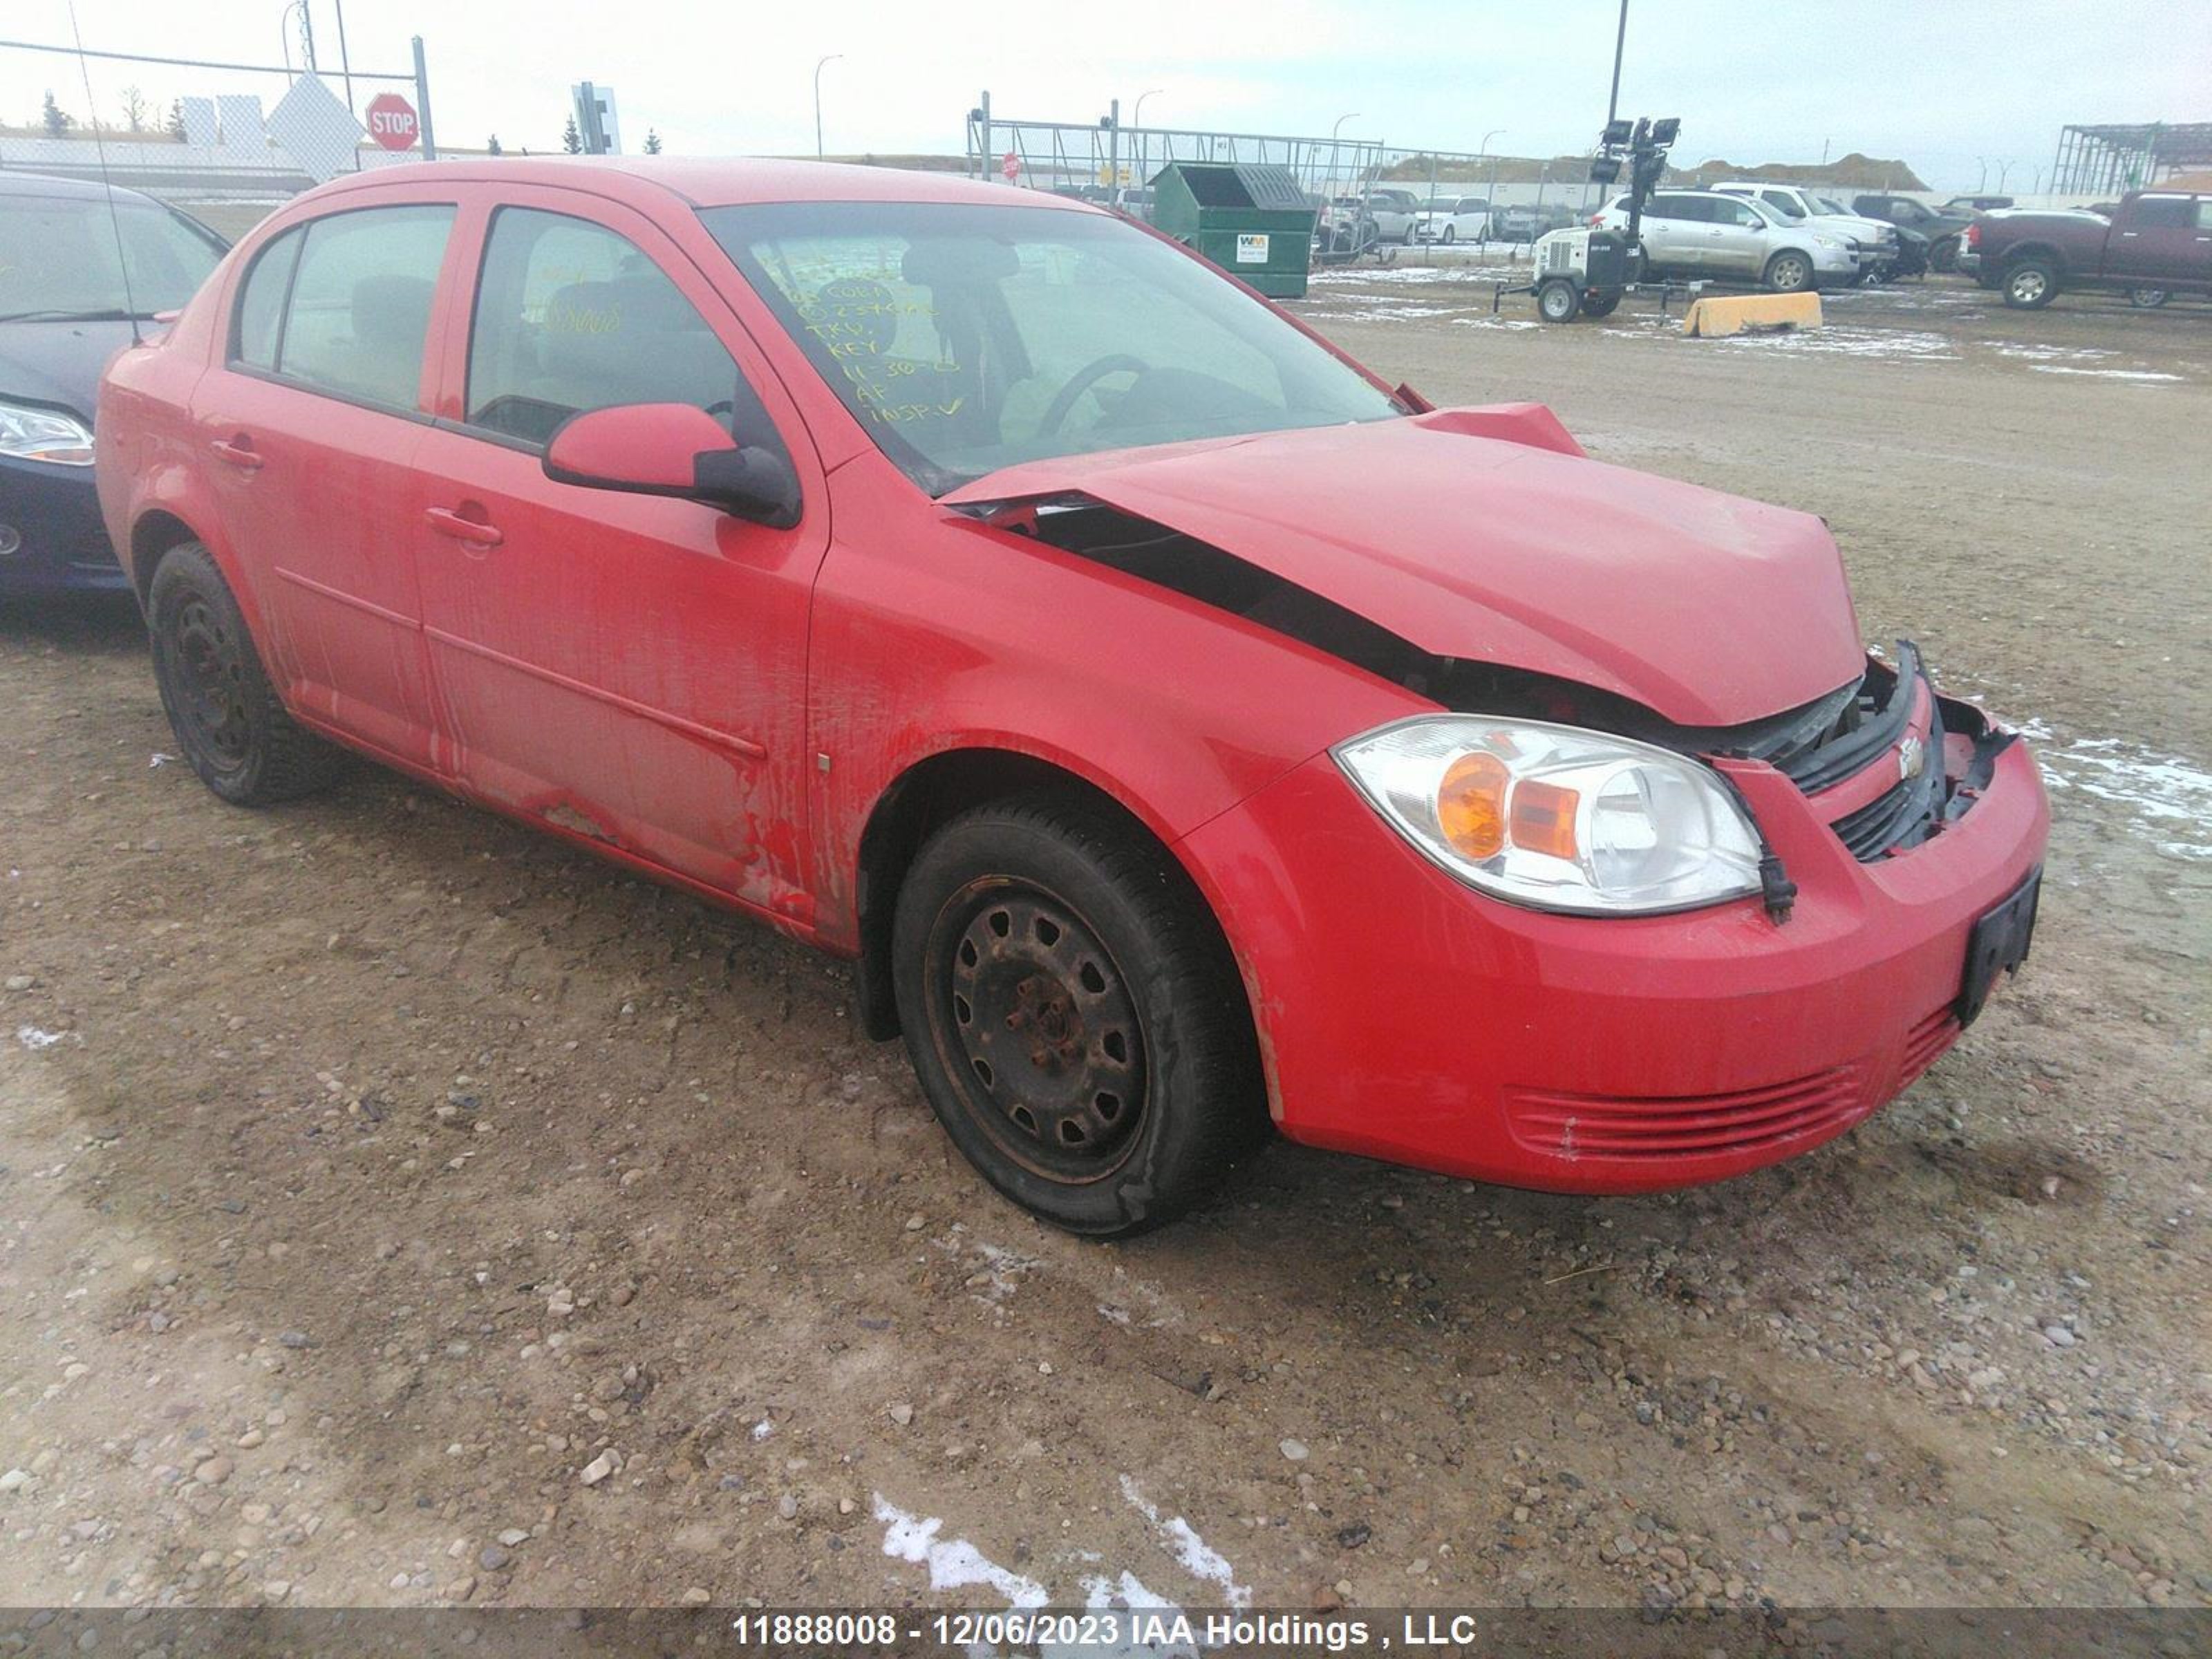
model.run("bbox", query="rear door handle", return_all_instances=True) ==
[209,435,263,471]
[424,505,505,547]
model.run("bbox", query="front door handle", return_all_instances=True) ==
[209,435,263,471]
[424,505,505,547]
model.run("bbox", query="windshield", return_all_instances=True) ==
[0,191,225,321]
[702,200,1403,496]
[1811,195,1852,216]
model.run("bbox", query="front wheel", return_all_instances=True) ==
[1441,225,1457,245]
[1537,278,1582,322]
[2002,257,2057,309]
[891,795,1266,1237]
[148,542,344,806]
[1931,235,1959,273]
[1764,250,1815,293]
[2128,287,2170,309]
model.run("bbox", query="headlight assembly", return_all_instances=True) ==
[1332,715,1765,916]
[0,400,95,466]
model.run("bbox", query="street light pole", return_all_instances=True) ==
[1605,0,1629,128]
[1482,128,1506,229]
[814,54,843,160]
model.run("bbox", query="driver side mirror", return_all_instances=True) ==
[543,402,800,529]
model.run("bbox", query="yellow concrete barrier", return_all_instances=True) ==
[1681,291,1824,338]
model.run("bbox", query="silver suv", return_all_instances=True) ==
[1594,190,1858,292]
[1710,182,1899,278]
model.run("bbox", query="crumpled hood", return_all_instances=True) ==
[944,408,1864,727]
[0,318,138,424]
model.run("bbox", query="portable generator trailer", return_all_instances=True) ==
[1506,114,1682,324]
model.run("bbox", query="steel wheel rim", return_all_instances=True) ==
[925,878,1147,1183]
[1541,285,1573,319]
[171,596,252,771]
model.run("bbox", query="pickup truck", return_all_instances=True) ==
[1962,190,2211,308]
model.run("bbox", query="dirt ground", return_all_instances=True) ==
[2,261,2208,1633]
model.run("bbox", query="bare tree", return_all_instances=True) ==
[119,84,149,132]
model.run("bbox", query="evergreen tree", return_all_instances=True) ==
[41,90,75,138]
[166,98,187,140]
[561,113,582,154]
[487,133,503,156]
[643,128,662,156]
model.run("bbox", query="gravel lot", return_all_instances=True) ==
[2,263,2207,1630]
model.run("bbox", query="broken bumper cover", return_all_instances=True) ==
[1180,732,2047,1194]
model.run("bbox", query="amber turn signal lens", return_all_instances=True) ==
[1437,751,1510,859]
[1510,779,1581,862]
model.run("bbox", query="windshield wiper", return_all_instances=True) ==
[0,308,156,324]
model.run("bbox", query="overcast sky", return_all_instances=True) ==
[7,0,2206,192]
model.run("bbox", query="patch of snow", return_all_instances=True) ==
[1118,1475,1252,1609]
[874,1494,1048,1609]
[2041,738,2212,858]
[2027,365,2182,383]
[749,1418,774,1441]
[15,1027,66,1051]
[1716,326,1958,362]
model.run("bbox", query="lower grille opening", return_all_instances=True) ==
[1506,1067,1868,1161]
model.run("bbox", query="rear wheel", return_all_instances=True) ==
[1441,225,1457,245]
[2002,257,2057,309]
[148,542,344,806]
[1537,278,1582,323]
[1763,250,1815,293]
[1580,291,1621,318]
[1931,234,1959,273]
[891,794,1266,1237]
[2128,287,2170,309]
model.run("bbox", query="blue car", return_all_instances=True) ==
[1,173,227,594]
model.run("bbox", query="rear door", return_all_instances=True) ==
[191,198,459,768]
[407,187,828,917]
[2108,195,2198,283]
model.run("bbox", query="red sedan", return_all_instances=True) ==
[95,159,2047,1235]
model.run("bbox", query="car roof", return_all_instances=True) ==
[286,156,1095,216]
[0,169,164,207]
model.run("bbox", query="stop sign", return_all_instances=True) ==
[366,92,419,152]
[1001,151,1020,182]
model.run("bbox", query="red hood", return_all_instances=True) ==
[943,408,1864,727]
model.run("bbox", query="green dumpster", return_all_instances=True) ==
[1149,162,1316,299]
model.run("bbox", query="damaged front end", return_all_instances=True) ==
[960,494,2014,912]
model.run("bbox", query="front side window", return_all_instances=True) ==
[703,201,1400,495]
[253,205,454,409]
[464,207,778,452]
[0,191,224,321]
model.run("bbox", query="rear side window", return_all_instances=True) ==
[243,205,454,409]
[463,207,780,453]
[2197,201,2212,230]
[231,227,301,370]
[2127,196,2190,229]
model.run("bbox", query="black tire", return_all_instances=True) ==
[147,541,344,806]
[2128,287,2170,309]
[891,794,1266,1237]
[2002,257,2057,309]
[1581,292,1621,318]
[1931,235,1959,273]
[1537,278,1582,323]
[1441,225,1456,245]
[1763,250,1815,293]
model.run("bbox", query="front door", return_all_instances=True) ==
[191,201,458,768]
[1706,196,1770,276]
[408,193,827,922]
